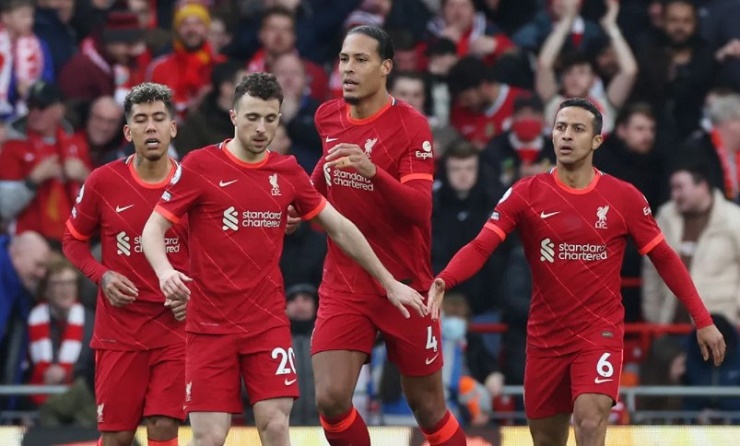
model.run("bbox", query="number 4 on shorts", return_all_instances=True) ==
[426,326,438,353]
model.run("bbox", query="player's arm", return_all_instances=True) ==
[368,168,431,228]
[141,211,192,302]
[312,202,427,318]
[627,189,725,365]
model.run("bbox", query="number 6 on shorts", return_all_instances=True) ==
[596,352,614,378]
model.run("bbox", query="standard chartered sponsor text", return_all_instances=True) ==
[242,210,282,228]
[333,169,374,191]
[133,236,181,253]
[558,242,607,261]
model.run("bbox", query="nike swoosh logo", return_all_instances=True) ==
[425,354,439,365]
[325,136,338,143]
[284,378,297,386]
[540,211,560,219]
[594,377,613,384]
[115,205,134,213]
[219,180,238,187]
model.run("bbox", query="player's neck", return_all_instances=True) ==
[555,163,595,189]
[226,138,267,164]
[133,154,171,183]
[349,90,389,120]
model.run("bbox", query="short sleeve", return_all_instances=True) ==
[398,114,435,184]
[484,181,527,240]
[624,185,664,255]
[66,171,100,240]
[154,160,202,224]
[290,164,327,221]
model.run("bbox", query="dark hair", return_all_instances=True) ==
[425,37,457,57]
[233,72,284,108]
[669,161,711,186]
[260,6,295,29]
[557,98,603,135]
[445,139,478,160]
[388,71,425,91]
[1,0,33,12]
[38,257,79,302]
[346,25,395,61]
[615,102,655,128]
[446,56,489,98]
[558,51,594,73]
[123,82,175,121]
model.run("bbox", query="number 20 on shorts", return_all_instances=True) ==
[272,347,297,375]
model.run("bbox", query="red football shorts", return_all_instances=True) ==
[95,342,185,432]
[185,326,299,414]
[524,347,624,419]
[311,291,443,376]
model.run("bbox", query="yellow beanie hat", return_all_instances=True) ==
[173,3,211,29]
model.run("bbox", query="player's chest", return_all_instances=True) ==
[521,196,628,243]
[199,170,293,223]
[324,125,404,170]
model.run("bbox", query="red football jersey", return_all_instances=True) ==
[155,143,326,335]
[311,97,435,295]
[487,169,664,355]
[450,84,526,148]
[66,156,188,350]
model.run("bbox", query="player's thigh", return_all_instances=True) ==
[374,298,442,376]
[144,341,186,421]
[311,294,377,358]
[524,354,574,420]
[95,349,150,432]
[570,348,623,410]
[185,332,242,414]
[239,327,300,405]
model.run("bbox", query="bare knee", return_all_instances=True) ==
[191,423,228,446]
[401,373,447,429]
[313,351,365,418]
[145,416,179,440]
[573,412,607,439]
[529,414,570,446]
[255,408,289,440]
[315,384,353,418]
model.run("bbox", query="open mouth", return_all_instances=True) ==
[343,79,359,90]
[145,138,160,148]
[559,144,574,154]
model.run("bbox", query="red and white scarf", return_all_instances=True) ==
[28,303,85,404]
[0,27,45,115]
[711,128,740,201]
[81,37,131,104]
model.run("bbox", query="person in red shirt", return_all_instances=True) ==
[62,83,187,446]
[306,25,466,446]
[140,72,424,446]
[429,98,727,446]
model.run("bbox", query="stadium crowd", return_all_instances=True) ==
[1,0,740,430]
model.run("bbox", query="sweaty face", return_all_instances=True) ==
[339,33,391,105]
[231,94,281,155]
[124,101,176,161]
[618,113,655,155]
[390,77,425,113]
[552,106,602,167]
[562,64,594,98]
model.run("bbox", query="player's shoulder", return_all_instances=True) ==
[265,151,304,173]
[180,142,222,164]
[87,156,129,183]
[392,98,430,125]
[598,171,641,196]
[315,99,344,122]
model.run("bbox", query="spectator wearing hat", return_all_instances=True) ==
[58,10,144,109]
[447,55,528,150]
[0,81,90,245]
[481,94,555,188]
[285,284,319,426]
[146,2,225,121]
[0,0,55,120]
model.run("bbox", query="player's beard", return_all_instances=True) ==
[343,94,361,105]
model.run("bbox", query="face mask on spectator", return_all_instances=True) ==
[442,316,467,342]
[512,118,543,142]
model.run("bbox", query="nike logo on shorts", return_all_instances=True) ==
[594,377,613,384]
[284,378,297,386]
[425,354,439,365]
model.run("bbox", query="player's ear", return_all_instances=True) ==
[592,133,603,150]
[123,124,132,142]
[381,58,392,76]
[169,119,177,139]
[229,109,237,127]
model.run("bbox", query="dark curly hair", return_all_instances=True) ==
[558,97,603,136]
[123,82,175,122]
[233,72,284,109]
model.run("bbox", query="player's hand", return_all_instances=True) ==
[285,205,301,235]
[101,270,138,307]
[426,278,446,320]
[165,297,188,321]
[697,324,726,367]
[385,281,427,319]
[325,143,377,179]
[158,269,192,303]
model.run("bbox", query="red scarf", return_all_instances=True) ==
[28,303,85,405]
[711,128,740,200]
[173,40,219,98]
